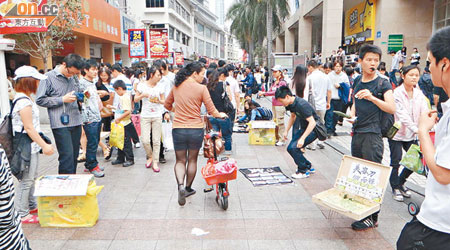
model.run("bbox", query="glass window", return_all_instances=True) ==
[176,30,181,42]
[199,40,205,55]
[169,0,175,8]
[146,0,164,8]
[206,42,212,57]
[169,26,174,40]
[197,23,204,34]
[205,27,211,38]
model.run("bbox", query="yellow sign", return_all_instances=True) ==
[344,0,376,40]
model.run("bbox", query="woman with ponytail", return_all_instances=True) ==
[164,61,228,207]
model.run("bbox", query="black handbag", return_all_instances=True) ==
[314,119,328,141]
[0,96,29,162]
[221,82,235,114]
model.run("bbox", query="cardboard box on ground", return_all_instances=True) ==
[312,155,392,221]
[248,121,276,145]
[34,175,103,228]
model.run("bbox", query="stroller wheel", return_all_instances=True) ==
[408,202,419,216]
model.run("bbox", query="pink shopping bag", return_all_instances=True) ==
[131,114,141,137]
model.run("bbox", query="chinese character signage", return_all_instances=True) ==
[175,52,184,65]
[128,29,146,58]
[150,28,168,58]
[0,0,57,35]
[344,0,376,41]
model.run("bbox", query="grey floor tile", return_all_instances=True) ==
[28,240,66,250]
[203,240,249,250]
[155,240,202,250]
[62,240,112,250]
[248,240,296,250]
[293,239,348,250]
[108,240,157,250]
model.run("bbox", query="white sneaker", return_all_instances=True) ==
[393,189,404,202]
[224,150,232,155]
[317,143,325,149]
[135,142,141,148]
[306,145,316,150]
[291,172,310,179]
[275,141,286,146]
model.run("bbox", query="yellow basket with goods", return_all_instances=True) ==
[248,121,276,145]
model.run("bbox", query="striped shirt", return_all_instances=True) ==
[36,68,82,129]
[0,147,31,250]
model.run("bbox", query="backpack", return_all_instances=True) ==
[255,107,273,120]
[0,96,29,162]
[353,76,394,137]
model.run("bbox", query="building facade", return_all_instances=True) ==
[126,0,225,63]
[274,0,437,69]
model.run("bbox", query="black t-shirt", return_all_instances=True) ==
[352,76,392,134]
[208,81,226,113]
[285,96,320,131]
[433,87,449,113]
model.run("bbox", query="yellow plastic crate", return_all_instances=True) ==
[248,121,276,145]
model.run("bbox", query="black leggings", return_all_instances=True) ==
[174,149,200,189]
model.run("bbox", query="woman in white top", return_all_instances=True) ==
[388,65,429,202]
[254,68,263,93]
[11,66,55,224]
[325,60,349,136]
[135,65,164,172]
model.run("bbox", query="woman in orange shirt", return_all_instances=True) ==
[165,61,227,206]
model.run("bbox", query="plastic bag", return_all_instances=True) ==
[131,114,141,137]
[110,122,124,150]
[38,180,104,228]
[162,122,174,151]
[400,144,425,175]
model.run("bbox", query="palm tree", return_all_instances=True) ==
[226,0,289,67]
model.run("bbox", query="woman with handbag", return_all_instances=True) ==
[135,65,164,172]
[207,68,234,155]
[389,65,429,202]
[98,67,114,159]
[11,66,55,224]
[164,62,227,206]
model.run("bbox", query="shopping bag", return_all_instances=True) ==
[162,122,174,151]
[110,122,124,150]
[400,144,425,175]
[131,114,141,137]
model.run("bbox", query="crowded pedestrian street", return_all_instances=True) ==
[1,0,450,250]
[19,97,419,250]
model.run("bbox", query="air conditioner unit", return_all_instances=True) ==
[0,38,15,51]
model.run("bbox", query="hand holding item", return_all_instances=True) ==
[62,91,77,103]
[419,110,438,132]
[84,90,91,99]
[297,137,305,148]
[355,89,375,102]
[42,144,55,156]
[106,104,116,110]
[114,119,121,124]
[164,112,171,122]
[219,112,228,119]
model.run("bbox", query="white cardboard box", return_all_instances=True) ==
[312,155,392,221]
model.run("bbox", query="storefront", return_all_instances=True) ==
[343,0,376,56]
[6,0,122,71]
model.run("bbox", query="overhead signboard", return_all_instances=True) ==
[344,0,376,41]
[0,0,57,35]
[128,29,146,58]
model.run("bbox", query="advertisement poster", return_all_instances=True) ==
[0,0,57,35]
[150,28,168,58]
[344,0,376,41]
[175,52,184,65]
[167,52,174,65]
[128,29,146,58]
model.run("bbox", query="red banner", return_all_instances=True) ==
[0,0,57,35]
[150,28,168,58]
[175,52,184,65]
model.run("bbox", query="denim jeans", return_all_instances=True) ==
[389,69,398,86]
[83,121,102,170]
[388,139,415,191]
[325,99,342,134]
[209,117,233,151]
[287,129,317,173]
[16,153,38,217]
[52,125,82,174]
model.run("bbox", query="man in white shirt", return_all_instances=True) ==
[226,64,241,117]
[306,60,331,149]
[389,50,401,86]
[397,26,450,249]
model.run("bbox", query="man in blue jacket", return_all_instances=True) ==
[241,66,256,96]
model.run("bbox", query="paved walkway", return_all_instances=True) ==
[20,98,422,250]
